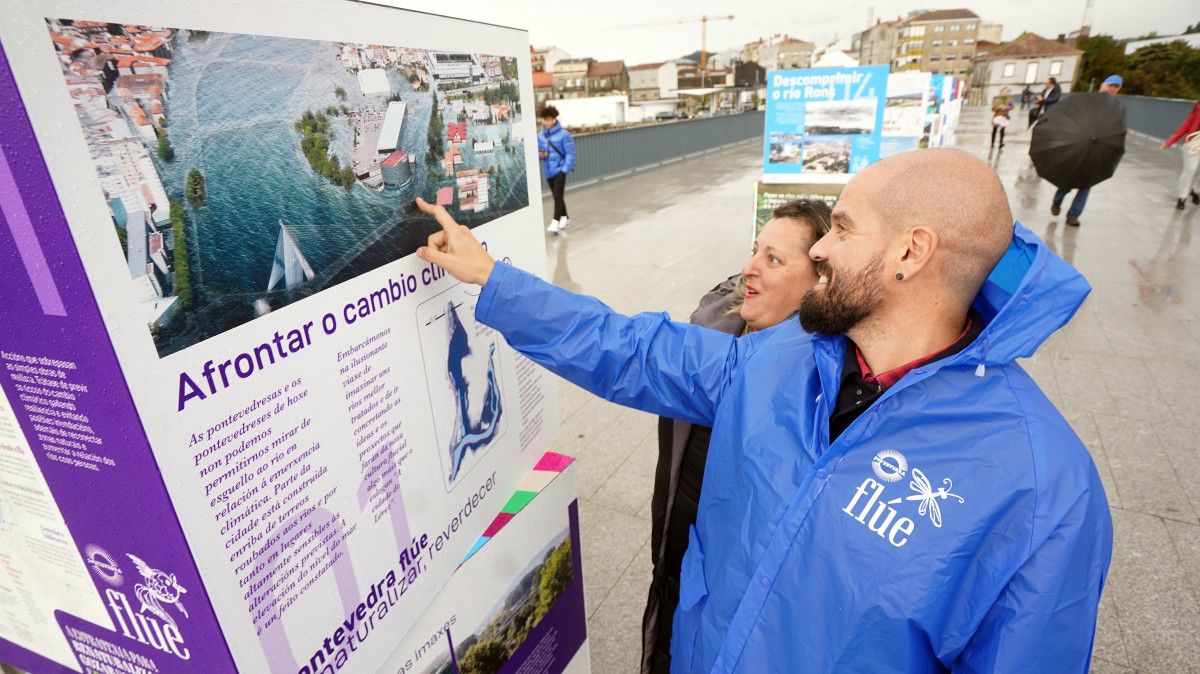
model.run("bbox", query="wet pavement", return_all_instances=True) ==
[547,105,1200,673]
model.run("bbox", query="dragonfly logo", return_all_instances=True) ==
[844,455,965,548]
[906,468,964,529]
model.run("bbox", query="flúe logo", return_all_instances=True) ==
[844,450,965,548]
[102,553,191,660]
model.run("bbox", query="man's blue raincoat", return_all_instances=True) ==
[476,223,1112,672]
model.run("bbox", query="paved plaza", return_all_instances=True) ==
[551,106,1200,673]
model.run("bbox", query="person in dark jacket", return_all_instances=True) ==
[1161,99,1200,209]
[641,199,833,674]
[1036,76,1061,122]
[537,106,576,235]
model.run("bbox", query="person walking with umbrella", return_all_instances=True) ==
[1033,75,1127,227]
[1161,98,1200,209]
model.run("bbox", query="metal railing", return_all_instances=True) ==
[1120,95,1196,140]
[540,111,764,190]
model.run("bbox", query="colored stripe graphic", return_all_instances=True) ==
[482,512,515,538]
[534,451,574,472]
[502,490,537,514]
[459,452,575,565]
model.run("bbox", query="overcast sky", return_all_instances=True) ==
[375,0,1193,64]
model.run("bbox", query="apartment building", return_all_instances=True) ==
[894,9,984,76]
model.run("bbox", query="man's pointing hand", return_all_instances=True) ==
[415,197,496,286]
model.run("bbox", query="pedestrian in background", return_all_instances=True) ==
[642,200,832,674]
[538,106,575,235]
[990,87,1014,149]
[1035,76,1061,123]
[1020,84,1033,110]
[1161,98,1200,210]
[1051,74,1125,226]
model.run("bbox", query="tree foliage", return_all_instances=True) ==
[534,540,573,621]
[500,57,518,80]
[114,223,127,257]
[185,168,205,206]
[1124,41,1200,98]
[482,82,519,106]
[1076,35,1126,91]
[294,110,355,190]
[459,639,508,674]
[1078,34,1200,98]
[427,97,445,165]
[169,200,192,306]
[156,128,175,161]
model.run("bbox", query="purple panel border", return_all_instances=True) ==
[0,39,236,674]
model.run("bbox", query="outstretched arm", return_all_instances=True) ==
[414,199,740,425]
[1162,105,1200,148]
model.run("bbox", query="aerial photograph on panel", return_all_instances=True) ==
[46,19,529,356]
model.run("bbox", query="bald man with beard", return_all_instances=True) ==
[415,149,1113,673]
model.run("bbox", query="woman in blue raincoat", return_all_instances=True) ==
[644,200,832,674]
[537,105,575,234]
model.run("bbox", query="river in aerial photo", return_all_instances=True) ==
[151,29,528,357]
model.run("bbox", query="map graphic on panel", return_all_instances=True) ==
[444,301,503,482]
[416,286,511,489]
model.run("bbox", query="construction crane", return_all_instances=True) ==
[604,15,735,72]
[1080,0,1094,38]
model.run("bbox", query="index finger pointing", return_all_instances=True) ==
[426,229,448,251]
[415,197,460,234]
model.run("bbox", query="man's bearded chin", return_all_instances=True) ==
[798,256,885,335]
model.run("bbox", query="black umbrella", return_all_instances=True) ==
[1030,92,1126,190]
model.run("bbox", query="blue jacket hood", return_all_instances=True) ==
[964,221,1090,366]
